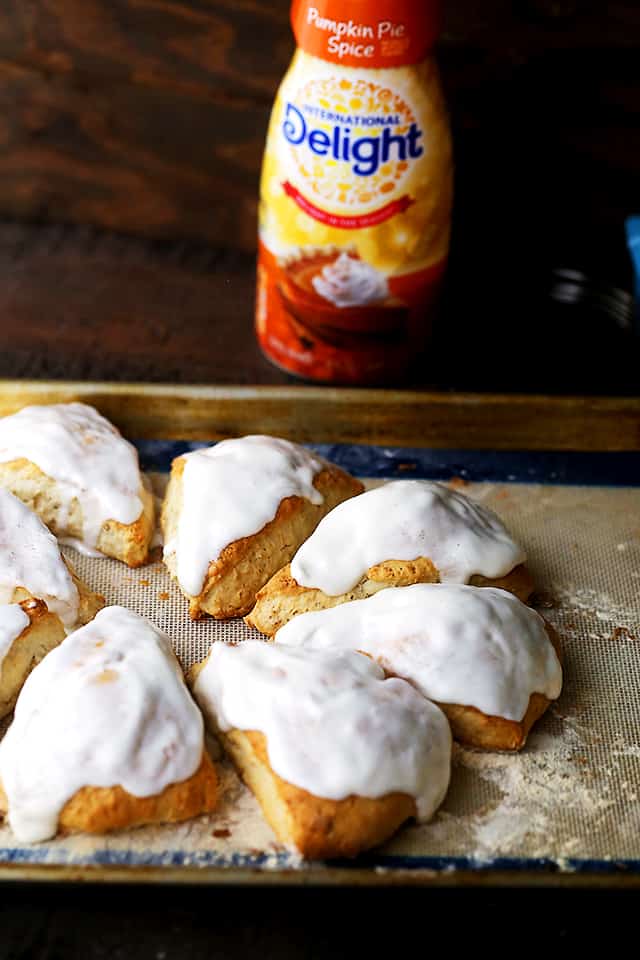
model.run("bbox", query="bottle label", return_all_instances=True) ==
[290,0,440,68]
[257,40,451,383]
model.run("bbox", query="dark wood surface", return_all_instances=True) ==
[0,883,638,958]
[0,1,638,391]
[0,220,637,394]
[0,0,637,271]
[0,222,275,384]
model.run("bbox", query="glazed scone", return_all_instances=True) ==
[190,641,451,859]
[0,599,65,719]
[0,402,155,566]
[0,606,218,842]
[246,479,533,636]
[162,435,363,619]
[276,583,563,751]
[0,487,103,631]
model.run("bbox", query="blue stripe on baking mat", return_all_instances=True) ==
[1,846,639,876]
[134,440,640,487]
[0,847,297,869]
[328,854,640,876]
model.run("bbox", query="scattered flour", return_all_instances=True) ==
[552,586,633,625]
[0,478,638,874]
[458,729,616,863]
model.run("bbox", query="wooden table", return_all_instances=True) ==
[0,221,637,395]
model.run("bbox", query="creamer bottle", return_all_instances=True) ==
[255,0,452,384]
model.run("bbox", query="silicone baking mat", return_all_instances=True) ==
[0,443,638,880]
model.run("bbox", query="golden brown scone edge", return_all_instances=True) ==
[245,562,389,636]
[0,599,66,719]
[0,458,155,567]
[9,565,104,632]
[431,621,562,752]
[66,562,105,625]
[163,458,364,620]
[219,728,416,859]
[189,656,417,858]
[95,477,156,568]
[0,751,219,837]
[247,559,534,637]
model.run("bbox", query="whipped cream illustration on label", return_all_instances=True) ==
[312,253,390,307]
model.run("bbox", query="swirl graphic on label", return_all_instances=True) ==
[281,76,422,210]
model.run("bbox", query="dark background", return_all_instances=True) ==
[0,4,638,952]
[0,0,637,391]
[1,882,640,957]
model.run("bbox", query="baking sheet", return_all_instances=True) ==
[0,444,639,879]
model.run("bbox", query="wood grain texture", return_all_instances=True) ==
[0,0,290,246]
[0,380,637,451]
[0,1,637,251]
[0,222,635,393]
[0,57,266,248]
[0,0,292,102]
[0,222,280,384]
[2,1,638,101]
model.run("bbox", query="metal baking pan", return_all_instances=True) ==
[0,381,638,888]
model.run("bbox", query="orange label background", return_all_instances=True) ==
[256,241,446,385]
[290,0,440,68]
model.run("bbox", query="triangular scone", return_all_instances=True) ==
[0,402,155,567]
[190,641,451,859]
[0,606,218,842]
[0,487,103,631]
[246,479,533,636]
[161,436,363,619]
[0,599,65,719]
[276,583,563,751]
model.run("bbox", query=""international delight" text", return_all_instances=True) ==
[282,101,423,177]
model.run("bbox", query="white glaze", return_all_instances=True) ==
[0,606,204,843]
[193,640,451,821]
[0,604,30,672]
[0,402,144,552]
[312,252,390,308]
[0,488,79,630]
[276,583,563,722]
[166,436,325,597]
[290,479,525,596]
